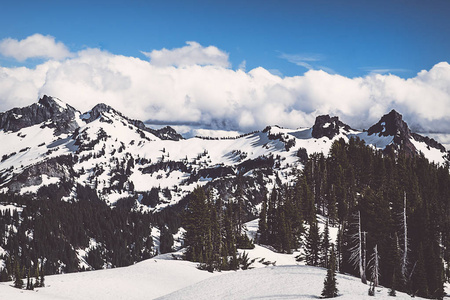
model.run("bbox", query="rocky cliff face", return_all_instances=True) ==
[8,156,75,193]
[0,95,79,135]
[367,109,447,156]
[311,115,352,139]
[82,103,183,141]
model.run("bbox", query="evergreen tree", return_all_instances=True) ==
[26,268,31,290]
[183,187,211,263]
[257,195,268,244]
[13,260,23,289]
[388,276,396,297]
[266,187,278,245]
[304,218,320,266]
[159,226,174,254]
[34,263,40,288]
[321,245,338,298]
[320,219,331,268]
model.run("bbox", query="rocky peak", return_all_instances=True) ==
[367,109,436,157]
[0,95,78,134]
[82,103,183,141]
[311,115,351,139]
[367,109,411,139]
[81,103,117,123]
[152,126,183,141]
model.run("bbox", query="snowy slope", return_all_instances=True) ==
[0,258,219,300]
[0,246,430,300]
[0,97,448,213]
[157,265,420,300]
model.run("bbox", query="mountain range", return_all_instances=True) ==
[0,95,448,214]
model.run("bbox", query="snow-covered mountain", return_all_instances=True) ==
[0,96,448,213]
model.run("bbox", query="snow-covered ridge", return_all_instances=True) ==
[0,97,448,211]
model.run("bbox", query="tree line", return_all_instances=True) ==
[256,137,449,299]
[184,137,449,299]
[0,182,155,284]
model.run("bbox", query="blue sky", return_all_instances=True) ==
[1,0,450,139]
[1,0,449,77]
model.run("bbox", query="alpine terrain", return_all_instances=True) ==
[0,95,449,299]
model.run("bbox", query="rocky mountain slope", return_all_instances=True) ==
[0,96,448,214]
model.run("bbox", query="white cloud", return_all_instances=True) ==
[1,38,450,138]
[238,60,246,71]
[141,41,230,68]
[279,53,324,71]
[0,34,73,61]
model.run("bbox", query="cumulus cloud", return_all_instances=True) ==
[141,41,230,68]
[0,34,73,61]
[1,36,450,138]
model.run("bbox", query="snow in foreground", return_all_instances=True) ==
[0,218,440,299]
[158,264,418,300]
[0,245,431,300]
[0,257,219,300]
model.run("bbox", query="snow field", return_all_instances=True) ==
[0,218,436,300]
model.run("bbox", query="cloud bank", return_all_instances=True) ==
[1,35,450,136]
[142,41,230,68]
[0,34,73,61]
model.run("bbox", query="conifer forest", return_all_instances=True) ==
[183,137,450,299]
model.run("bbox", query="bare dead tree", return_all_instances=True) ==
[401,192,408,278]
[368,244,380,288]
[349,210,367,284]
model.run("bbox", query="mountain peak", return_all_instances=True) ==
[81,103,183,140]
[81,103,118,123]
[0,95,78,134]
[38,95,68,110]
[311,114,351,139]
[367,109,410,138]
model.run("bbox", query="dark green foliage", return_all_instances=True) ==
[260,185,303,253]
[304,219,320,266]
[34,263,41,288]
[321,246,338,298]
[183,186,254,272]
[258,195,268,244]
[183,187,212,263]
[260,137,448,298]
[159,226,174,254]
[236,233,255,250]
[13,259,23,289]
[320,220,331,268]
[0,183,154,279]
[239,251,255,270]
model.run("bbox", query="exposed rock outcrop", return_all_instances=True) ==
[311,115,351,139]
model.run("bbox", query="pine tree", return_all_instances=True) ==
[40,260,45,287]
[267,187,278,245]
[183,187,211,263]
[388,273,396,296]
[304,218,320,266]
[26,268,31,290]
[159,226,174,254]
[34,263,40,288]
[320,219,331,268]
[321,245,338,298]
[258,195,268,244]
[13,260,23,289]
